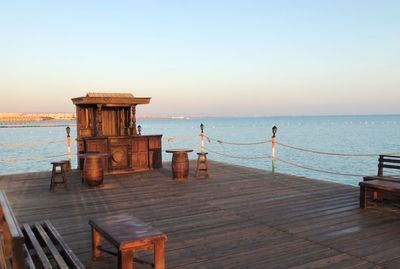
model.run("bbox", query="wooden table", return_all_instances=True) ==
[89,213,167,269]
[78,153,109,187]
[165,149,193,180]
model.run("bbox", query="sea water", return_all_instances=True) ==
[0,115,399,186]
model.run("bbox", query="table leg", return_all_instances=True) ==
[118,250,134,269]
[91,228,102,260]
[154,239,165,269]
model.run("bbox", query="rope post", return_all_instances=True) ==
[66,126,71,170]
[271,126,277,173]
[200,123,205,152]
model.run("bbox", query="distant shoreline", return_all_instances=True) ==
[0,113,399,123]
[0,113,75,123]
[0,116,192,123]
[0,118,76,123]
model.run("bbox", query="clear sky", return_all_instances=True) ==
[0,1,399,117]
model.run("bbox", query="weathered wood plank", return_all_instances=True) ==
[1,160,399,268]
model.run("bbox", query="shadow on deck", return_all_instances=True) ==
[1,161,400,269]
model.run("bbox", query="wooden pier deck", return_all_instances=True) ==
[1,161,400,269]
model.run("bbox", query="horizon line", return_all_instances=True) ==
[1,112,400,118]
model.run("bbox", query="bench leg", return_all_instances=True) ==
[12,243,26,269]
[360,185,367,208]
[91,228,102,260]
[118,250,134,269]
[154,239,165,269]
[2,221,12,258]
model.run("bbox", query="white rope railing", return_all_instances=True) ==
[204,147,271,160]
[162,135,197,143]
[203,133,399,157]
[198,123,395,178]
[0,140,65,147]
[205,146,365,177]
[204,135,271,146]
[276,142,400,157]
[0,153,72,163]
[275,157,365,177]
[1,122,396,180]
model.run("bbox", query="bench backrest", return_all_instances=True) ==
[378,155,400,176]
[0,191,35,269]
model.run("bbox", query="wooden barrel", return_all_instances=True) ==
[84,156,104,187]
[171,153,189,179]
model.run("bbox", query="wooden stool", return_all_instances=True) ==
[50,161,68,191]
[89,213,167,269]
[196,152,209,178]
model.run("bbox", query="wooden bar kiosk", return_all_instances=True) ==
[72,92,162,175]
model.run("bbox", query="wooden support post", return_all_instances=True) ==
[96,104,103,136]
[130,105,137,135]
[66,126,71,170]
[200,123,205,152]
[375,156,385,200]
[85,108,89,129]
[271,126,277,173]
[119,108,127,136]
[378,155,384,176]
[360,184,366,208]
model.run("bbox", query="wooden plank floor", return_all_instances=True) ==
[1,161,400,268]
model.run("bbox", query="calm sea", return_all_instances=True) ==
[1,115,399,186]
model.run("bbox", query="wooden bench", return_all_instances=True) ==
[89,213,167,269]
[360,155,400,208]
[0,191,85,268]
[363,155,400,182]
[359,180,400,208]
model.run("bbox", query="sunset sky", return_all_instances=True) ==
[1,1,399,117]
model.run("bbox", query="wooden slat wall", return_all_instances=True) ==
[101,109,118,137]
